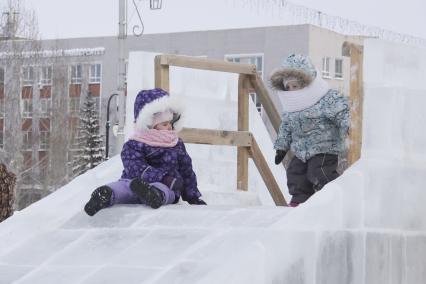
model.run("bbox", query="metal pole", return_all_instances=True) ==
[115,0,127,154]
[105,93,118,159]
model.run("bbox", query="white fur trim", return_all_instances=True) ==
[277,75,330,112]
[134,95,185,132]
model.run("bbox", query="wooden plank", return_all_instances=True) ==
[154,55,170,92]
[178,128,252,146]
[249,74,281,133]
[158,54,258,75]
[342,42,364,166]
[237,74,250,191]
[249,136,288,206]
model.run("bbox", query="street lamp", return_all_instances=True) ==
[114,0,164,155]
[150,0,162,10]
[105,93,118,159]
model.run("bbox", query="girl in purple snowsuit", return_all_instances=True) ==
[84,88,205,216]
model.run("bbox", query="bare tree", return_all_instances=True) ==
[0,0,44,209]
[0,163,16,222]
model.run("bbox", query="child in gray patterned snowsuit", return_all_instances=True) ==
[270,54,350,207]
[84,88,205,216]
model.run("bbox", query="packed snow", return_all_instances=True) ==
[0,39,426,283]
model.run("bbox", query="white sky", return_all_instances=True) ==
[11,0,426,40]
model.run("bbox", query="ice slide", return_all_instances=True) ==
[0,39,426,283]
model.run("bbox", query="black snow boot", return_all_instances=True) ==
[84,186,113,216]
[130,178,164,209]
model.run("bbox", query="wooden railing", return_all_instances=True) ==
[155,54,287,206]
[342,42,364,166]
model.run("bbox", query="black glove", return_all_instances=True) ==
[188,198,207,205]
[275,150,287,165]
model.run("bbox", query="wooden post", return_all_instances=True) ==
[237,74,250,191]
[248,137,287,206]
[154,55,170,92]
[343,42,364,166]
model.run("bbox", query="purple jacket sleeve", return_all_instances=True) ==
[121,141,168,183]
[177,140,202,202]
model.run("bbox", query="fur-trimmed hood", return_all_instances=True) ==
[270,69,313,91]
[133,88,184,132]
[269,54,317,91]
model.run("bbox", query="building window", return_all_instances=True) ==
[0,67,4,85]
[322,57,331,78]
[22,130,33,150]
[335,59,343,79]
[225,54,264,113]
[40,131,50,150]
[41,66,52,86]
[40,98,52,117]
[22,98,33,117]
[71,65,82,84]
[68,97,80,115]
[39,118,50,150]
[89,63,101,83]
[0,67,4,98]
[22,66,34,86]
[0,119,3,149]
[38,151,49,178]
[0,98,4,118]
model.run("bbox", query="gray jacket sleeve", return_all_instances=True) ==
[274,113,292,151]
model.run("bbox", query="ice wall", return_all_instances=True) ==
[268,39,426,283]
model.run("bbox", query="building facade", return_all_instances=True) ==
[0,24,363,209]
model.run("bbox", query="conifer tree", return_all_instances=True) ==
[72,92,105,177]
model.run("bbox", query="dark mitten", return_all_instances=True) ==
[275,150,287,165]
[188,198,207,205]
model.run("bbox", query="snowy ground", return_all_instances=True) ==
[1,39,426,283]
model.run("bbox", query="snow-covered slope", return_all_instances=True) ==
[1,40,426,283]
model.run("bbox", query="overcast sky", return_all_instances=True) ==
[11,0,426,40]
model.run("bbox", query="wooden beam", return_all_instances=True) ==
[178,128,252,147]
[155,55,170,92]
[158,54,258,75]
[248,136,287,206]
[342,42,364,166]
[237,74,250,191]
[249,74,281,133]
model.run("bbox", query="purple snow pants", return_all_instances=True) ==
[107,179,176,206]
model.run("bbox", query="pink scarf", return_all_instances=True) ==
[131,129,179,147]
